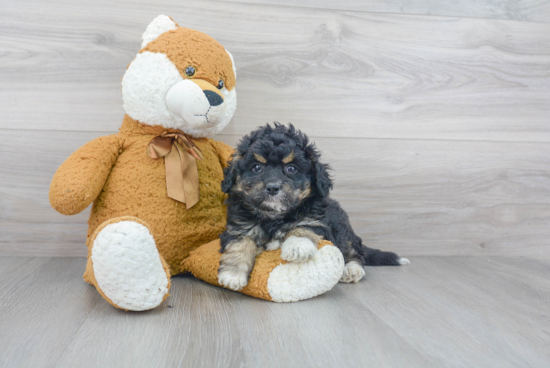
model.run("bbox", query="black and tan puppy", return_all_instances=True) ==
[218,123,409,291]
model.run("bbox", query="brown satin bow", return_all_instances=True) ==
[147,132,204,209]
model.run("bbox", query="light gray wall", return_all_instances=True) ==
[1,0,550,257]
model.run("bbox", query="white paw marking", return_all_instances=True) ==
[218,268,249,291]
[339,261,366,283]
[398,257,411,265]
[265,239,281,251]
[281,236,317,263]
[92,221,169,311]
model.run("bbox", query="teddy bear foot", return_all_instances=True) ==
[184,239,345,302]
[267,243,344,302]
[87,218,171,311]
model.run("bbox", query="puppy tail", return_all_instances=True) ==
[359,246,410,266]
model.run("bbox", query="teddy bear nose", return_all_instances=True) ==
[203,90,223,107]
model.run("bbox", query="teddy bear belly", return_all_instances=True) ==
[86,146,227,275]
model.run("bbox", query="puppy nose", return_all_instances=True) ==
[203,90,223,107]
[266,183,281,195]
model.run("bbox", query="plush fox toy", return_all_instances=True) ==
[49,15,344,311]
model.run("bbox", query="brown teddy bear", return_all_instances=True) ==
[49,15,344,311]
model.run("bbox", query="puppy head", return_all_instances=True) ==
[222,123,333,219]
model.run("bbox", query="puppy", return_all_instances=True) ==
[218,123,409,291]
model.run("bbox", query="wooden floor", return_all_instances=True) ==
[1,256,549,368]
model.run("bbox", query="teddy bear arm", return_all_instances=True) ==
[183,239,344,302]
[49,134,121,215]
[210,139,235,168]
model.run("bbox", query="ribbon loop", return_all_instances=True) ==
[147,132,203,209]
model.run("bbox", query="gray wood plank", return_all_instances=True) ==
[0,258,103,368]
[346,256,550,367]
[0,257,549,367]
[0,130,105,256]
[2,0,550,142]
[221,0,550,23]
[2,130,550,257]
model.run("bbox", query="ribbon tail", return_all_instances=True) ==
[174,142,200,209]
[164,146,186,203]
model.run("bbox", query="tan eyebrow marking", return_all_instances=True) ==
[254,153,267,163]
[282,151,294,164]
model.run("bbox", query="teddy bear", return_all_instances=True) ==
[49,15,345,311]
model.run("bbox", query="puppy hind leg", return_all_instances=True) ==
[339,261,366,283]
[218,237,258,291]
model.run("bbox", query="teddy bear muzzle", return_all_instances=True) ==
[166,79,226,128]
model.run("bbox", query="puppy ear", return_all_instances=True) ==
[221,155,239,193]
[313,161,333,198]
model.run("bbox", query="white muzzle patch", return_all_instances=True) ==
[165,80,226,129]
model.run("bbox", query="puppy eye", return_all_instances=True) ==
[185,66,196,77]
[217,79,224,89]
[251,164,263,173]
[285,165,298,175]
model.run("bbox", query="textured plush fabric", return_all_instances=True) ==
[83,216,172,311]
[142,27,236,93]
[52,115,232,275]
[49,135,121,216]
[184,239,337,301]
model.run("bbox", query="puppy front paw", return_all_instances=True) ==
[265,239,281,251]
[281,236,317,263]
[218,268,249,291]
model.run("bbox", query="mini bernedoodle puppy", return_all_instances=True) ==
[218,123,409,291]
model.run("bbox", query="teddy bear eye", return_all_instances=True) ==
[185,66,196,77]
[217,79,224,89]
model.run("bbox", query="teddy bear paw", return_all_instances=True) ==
[267,243,345,302]
[91,220,170,311]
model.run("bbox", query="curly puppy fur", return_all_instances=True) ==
[218,123,408,290]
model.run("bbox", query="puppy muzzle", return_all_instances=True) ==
[166,79,226,128]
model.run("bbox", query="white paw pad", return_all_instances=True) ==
[218,269,248,291]
[339,261,366,283]
[281,236,317,263]
[91,221,169,311]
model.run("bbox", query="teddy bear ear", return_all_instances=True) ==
[141,15,179,49]
[225,49,237,79]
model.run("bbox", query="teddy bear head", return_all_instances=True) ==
[122,15,237,137]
